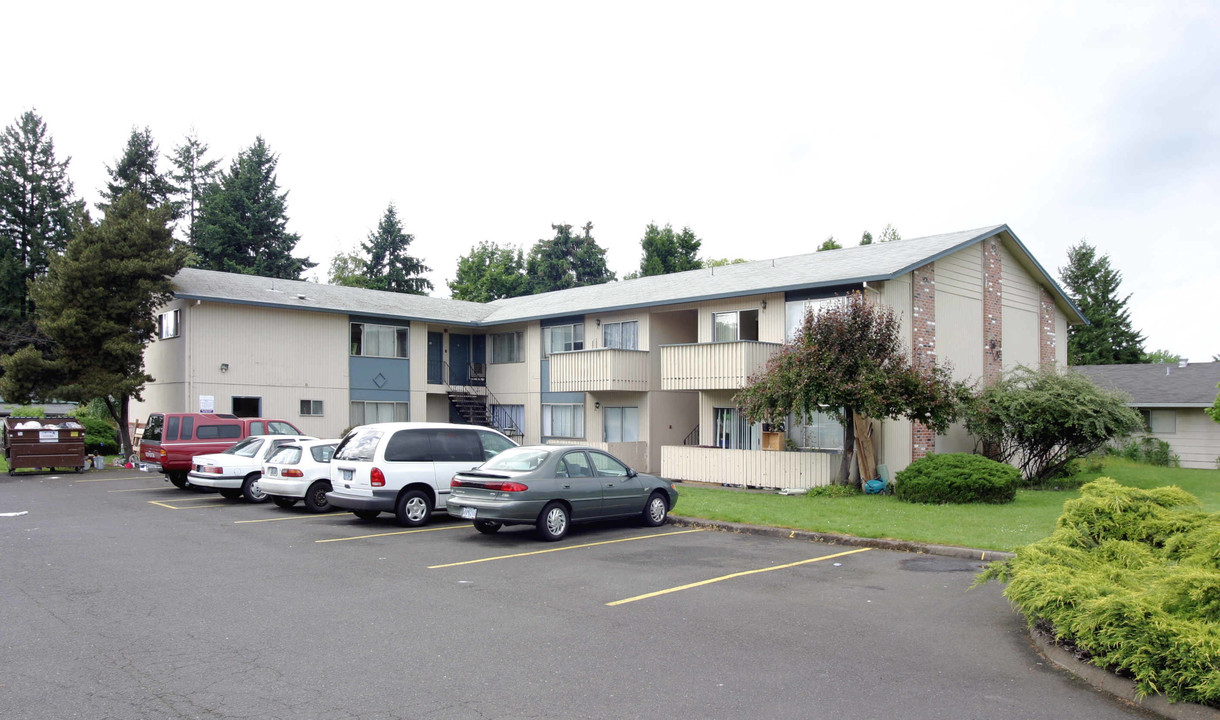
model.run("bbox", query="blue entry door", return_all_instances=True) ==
[450,334,471,385]
[428,332,443,384]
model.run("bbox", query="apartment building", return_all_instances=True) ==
[135,224,1083,489]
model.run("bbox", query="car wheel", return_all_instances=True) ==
[303,481,332,513]
[643,492,669,527]
[352,510,380,521]
[474,520,502,535]
[168,471,189,490]
[219,489,243,500]
[536,502,569,542]
[272,496,297,508]
[395,489,432,527]
[241,473,268,503]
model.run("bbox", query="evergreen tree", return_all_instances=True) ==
[525,222,614,294]
[0,110,83,327]
[98,126,174,212]
[448,241,529,301]
[1058,240,1145,365]
[859,231,873,246]
[193,136,315,279]
[360,203,432,294]
[638,223,702,276]
[27,191,184,456]
[168,130,221,246]
[817,236,842,252]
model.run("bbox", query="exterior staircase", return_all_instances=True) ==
[442,361,524,442]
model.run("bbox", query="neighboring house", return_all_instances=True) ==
[134,224,1084,488]
[1074,362,1220,470]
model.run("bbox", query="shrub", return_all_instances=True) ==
[978,479,1220,704]
[7,405,45,418]
[70,409,118,456]
[806,483,861,498]
[965,366,1143,483]
[1118,436,1180,467]
[893,453,1019,504]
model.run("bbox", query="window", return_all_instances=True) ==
[350,401,409,426]
[491,332,524,363]
[158,309,179,339]
[603,406,639,442]
[351,323,409,358]
[232,396,261,418]
[559,451,594,478]
[1141,409,1177,434]
[196,424,242,440]
[333,429,383,461]
[602,321,638,350]
[143,414,164,441]
[590,451,629,477]
[542,404,584,438]
[166,416,180,442]
[249,421,264,435]
[786,297,838,341]
[311,444,335,463]
[544,323,584,356]
[300,400,324,416]
[787,409,844,451]
[712,309,758,342]
[477,431,517,460]
[491,404,524,436]
[269,446,302,464]
[266,421,300,435]
[713,407,760,450]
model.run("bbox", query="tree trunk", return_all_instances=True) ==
[838,407,857,486]
[103,395,133,460]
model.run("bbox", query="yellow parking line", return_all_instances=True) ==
[606,547,872,606]
[235,513,348,524]
[428,529,705,569]
[108,487,174,493]
[75,476,137,483]
[147,499,229,510]
[315,524,466,543]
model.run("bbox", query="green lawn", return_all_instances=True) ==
[671,458,1220,552]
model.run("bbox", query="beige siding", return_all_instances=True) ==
[661,341,781,390]
[1055,309,1069,367]
[695,292,785,343]
[876,275,912,472]
[549,349,651,392]
[936,243,983,301]
[1148,409,1220,470]
[1000,246,1041,313]
[583,310,651,350]
[999,247,1042,372]
[662,446,837,489]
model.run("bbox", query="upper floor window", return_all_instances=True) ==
[602,321,638,350]
[785,297,838,341]
[544,323,584,356]
[158,309,180,339]
[351,323,408,358]
[491,331,524,363]
[712,309,758,342]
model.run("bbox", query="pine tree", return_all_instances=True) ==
[859,231,873,246]
[193,136,315,279]
[1058,240,1145,365]
[526,222,615,293]
[98,126,175,212]
[168,130,221,246]
[639,223,702,276]
[448,241,529,301]
[29,191,184,456]
[0,110,83,326]
[361,203,432,294]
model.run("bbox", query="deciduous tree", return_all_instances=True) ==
[735,292,971,485]
[525,223,614,294]
[1058,240,1144,364]
[360,203,432,294]
[448,241,529,301]
[328,250,376,288]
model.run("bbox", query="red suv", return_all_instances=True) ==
[138,413,303,489]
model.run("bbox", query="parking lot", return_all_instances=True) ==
[1,469,1157,720]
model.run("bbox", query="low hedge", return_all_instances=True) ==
[893,453,1019,504]
[978,478,1220,705]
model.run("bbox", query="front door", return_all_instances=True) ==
[427,332,443,384]
[590,451,644,515]
[450,334,470,385]
[557,450,602,519]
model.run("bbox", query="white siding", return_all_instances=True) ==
[1148,408,1220,470]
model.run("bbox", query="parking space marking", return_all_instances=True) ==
[315,524,466,543]
[108,487,176,493]
[148,499,230,510]
[234,512,348,524]
[75,476,139,483]
[428,529,705,569]
[606,547,872,606]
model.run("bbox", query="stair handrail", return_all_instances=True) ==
[440,359,524,440]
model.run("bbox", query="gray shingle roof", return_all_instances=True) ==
[1074,363,1220,406]
[172,223,1084,326]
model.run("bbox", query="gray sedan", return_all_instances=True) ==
[446,445,679,541]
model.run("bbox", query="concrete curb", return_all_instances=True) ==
[668,514,1014,562]
[1030,627,1220,720]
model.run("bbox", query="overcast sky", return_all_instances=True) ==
[4,1,1217,361]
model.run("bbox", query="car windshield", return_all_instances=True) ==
[479,447,551,472]
[269,446,302,464]
[224,437,264,458]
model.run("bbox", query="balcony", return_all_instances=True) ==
[548,348,651,392]
[660,341,782,390]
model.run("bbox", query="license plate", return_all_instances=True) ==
[266,468,278,477]
[341,469,353,481]
[460,506,477,519]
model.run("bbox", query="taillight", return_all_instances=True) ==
[158,448,167,460]
[450,477,464,488]
[494,482,528,492]
[205,466,222,475]
[370,467,385,487]
[282,469,304,478]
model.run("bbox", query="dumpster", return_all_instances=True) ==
[3,417,87,475]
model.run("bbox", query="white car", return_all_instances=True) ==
[188,434,316,502]
[260,439,340,512]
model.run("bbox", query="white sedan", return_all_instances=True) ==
[260,439,340,512]
[188,435,316,502]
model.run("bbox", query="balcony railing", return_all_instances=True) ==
[660,341,782,390]
[548,348,650,392]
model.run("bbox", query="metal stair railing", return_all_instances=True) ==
[441,360,524,442]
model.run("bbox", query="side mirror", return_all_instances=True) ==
[627,468,637,478]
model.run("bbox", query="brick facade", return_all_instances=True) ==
[1039,288,1057,367]
[911,262,936,461]
[982,236,1003,383]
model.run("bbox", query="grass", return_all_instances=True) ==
[671,457,1220,552]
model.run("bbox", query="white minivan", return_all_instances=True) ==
[326,423,517,526]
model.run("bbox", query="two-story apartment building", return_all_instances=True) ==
[135,224,1083,489]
